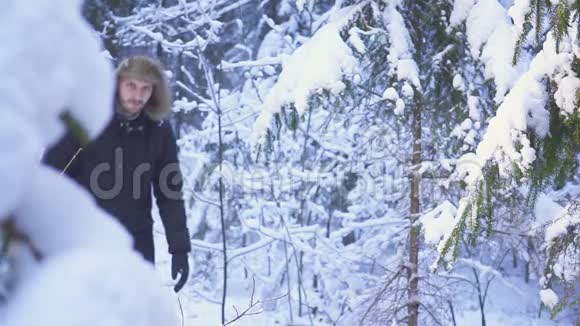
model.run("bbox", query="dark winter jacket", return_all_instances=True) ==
[43,111,191,256]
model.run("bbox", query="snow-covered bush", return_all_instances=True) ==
[0,1,178,325]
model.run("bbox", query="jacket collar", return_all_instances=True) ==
[111,104,147,134]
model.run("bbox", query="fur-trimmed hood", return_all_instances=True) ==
[116,56,172,122]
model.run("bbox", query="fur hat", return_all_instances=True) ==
[116,55,172,121]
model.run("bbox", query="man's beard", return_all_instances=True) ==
[127,100,144,110]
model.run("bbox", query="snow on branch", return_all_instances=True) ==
[250,2,367,144]
[383,0,421,90]
[467,26,577,185]
[221,56,283,70]
[450,0,523,103]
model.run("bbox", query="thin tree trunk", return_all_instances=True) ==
[267,251,271,277]
[448,301,457,326]
[408,92,422,326]
[200,56,227,325]
[472,268,486,326]
[312,233,318,317]
[298,251,303,316]
[243,233,248,279]
[526,236,533,283]
[283,239,294,323]
[297,107,313,318]
[326,211,332,238]
[217,86,228,326]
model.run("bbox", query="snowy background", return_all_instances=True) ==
[0,0,578,325]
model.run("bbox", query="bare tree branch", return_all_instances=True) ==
[359,268,403,326]
[223,279,288,326]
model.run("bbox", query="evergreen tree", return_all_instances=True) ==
[435,0,579,318]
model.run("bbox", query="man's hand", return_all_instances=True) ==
[171,253,189,292]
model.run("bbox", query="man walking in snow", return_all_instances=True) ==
[43,55,190,292]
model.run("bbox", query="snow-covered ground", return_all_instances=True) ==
[153,211,575,326]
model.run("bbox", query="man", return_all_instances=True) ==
[43,55,191,292]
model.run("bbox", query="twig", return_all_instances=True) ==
[1,219,43,260]
[223,292,288,326]
[224,277,286,326]
[61,147,83,175]
[250,275,256,304]
[177,294,185,326]
[200,52,228,326]
[359,269,402,326]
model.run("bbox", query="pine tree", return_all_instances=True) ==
[435,0,579,318]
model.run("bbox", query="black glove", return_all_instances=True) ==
[171,253,189,292]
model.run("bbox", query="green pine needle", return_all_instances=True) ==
[60,111,89,146]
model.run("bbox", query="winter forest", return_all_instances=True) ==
[0,0,578,325]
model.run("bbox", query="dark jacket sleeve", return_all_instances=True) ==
[42,129,82,179]
[153,122,191,254]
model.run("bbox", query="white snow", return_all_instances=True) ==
[0,1,114,144]
[467,95,480,121]
[449,0,476,27]
[295,0,306,11]
[453,73,466,91]
[0,0,113,217]
[3,250,178,326]
[554,75,580,116]
[465,0,520,102]
[401,82,414,97]
[508,0,531,36]
[251,4,363,143]
[383,0,421,88]
[382,87,399,101]
[395,98,406,115]
[454,277,562,326]
[453,152,482,185]
[420,201,457,245]
[13,167,133,255]
[0,112,39,218]
[0,2,182,325]
[348,27,367,54]
[544,205,580,244]
[532,193,564,234]
[552,263,563,279]
[468,26,577,184]
[432,45,455,64]
[539,288,559,309]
